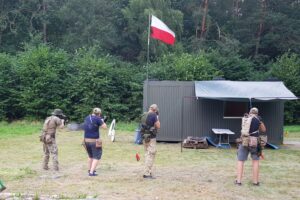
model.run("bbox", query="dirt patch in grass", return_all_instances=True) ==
[1,128,300,200]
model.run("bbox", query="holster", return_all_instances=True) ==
[259,135,268,148]
[95,139,102,148]
[40,131,53,144]
[249,136,258,148]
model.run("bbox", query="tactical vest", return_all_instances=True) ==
[140,112,157,141]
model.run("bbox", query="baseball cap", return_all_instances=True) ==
[93,107,101,114]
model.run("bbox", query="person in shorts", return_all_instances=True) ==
[236,107,266,186]
[83,107,107,176]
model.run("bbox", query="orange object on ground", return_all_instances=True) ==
[136,153,140,161]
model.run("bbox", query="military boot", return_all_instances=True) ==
[54,166,59,171]
[43,162,49,170]
[43,156,49,170]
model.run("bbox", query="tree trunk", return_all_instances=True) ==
[254,0,267,57]
[200,0,209,40]
[42,0,47,43]
[232,0,240,18]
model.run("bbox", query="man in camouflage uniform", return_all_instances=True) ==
[42,109,65,171]
[141,104,160,179]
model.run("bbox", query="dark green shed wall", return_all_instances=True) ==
[143,80,284,144]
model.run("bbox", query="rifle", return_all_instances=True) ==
[56,114,69,125]
[101,115,108,123]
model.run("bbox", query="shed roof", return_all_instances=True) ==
[195,81,297,101]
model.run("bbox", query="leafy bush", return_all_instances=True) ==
[149,52,222,80]
[271,52,300,124]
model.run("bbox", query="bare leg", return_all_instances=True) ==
[88,158,93,171]
[252,160,259,184]
[90,159,99,173]
[236,161,244,183]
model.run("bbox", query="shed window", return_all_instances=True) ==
[223,101,248,118]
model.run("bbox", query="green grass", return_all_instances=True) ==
[113,121,138,132]
[284,125,300,132]
[0,121,42,138]
[284,125,300,141]
[0,125,299,199]
[0,120,138,138]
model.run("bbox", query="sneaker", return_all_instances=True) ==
[89,171,98,176]
[253,182,260,186]
[234,180,242,186]
[143,175,155,179]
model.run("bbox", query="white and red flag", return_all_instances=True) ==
[150,15,175,45]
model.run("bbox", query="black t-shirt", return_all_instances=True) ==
[146,112,158,127]
[249,116,261,137]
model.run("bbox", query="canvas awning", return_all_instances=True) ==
[195,81,298,101]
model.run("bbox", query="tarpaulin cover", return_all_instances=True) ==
[195,81,297,101]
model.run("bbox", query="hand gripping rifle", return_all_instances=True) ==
[101,115,108,123]
[56,114,69,125]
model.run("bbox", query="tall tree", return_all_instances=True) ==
[55,0,127,55]
[200,0,209,40]
[122,0,183,62]
[254,0,266,57]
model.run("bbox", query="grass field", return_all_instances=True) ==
[0,122,299,200]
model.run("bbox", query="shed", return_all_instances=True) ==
[143,80,297,144]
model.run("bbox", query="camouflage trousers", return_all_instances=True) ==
[43,138,59,171]
[143,138,157,176]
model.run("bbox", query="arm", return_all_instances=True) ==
[154,116,160,129]
[58,119,65,129]
[259,121,266,133]
[101,122,107,129]
[98,116,107,129]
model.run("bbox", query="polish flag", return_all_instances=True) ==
[151,15,175,45]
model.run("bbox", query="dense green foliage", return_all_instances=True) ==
[0,0,299,123]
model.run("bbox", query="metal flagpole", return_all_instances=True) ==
[147,13,151,80]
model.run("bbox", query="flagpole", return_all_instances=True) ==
[147,13,151,80]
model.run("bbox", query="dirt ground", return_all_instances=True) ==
[0,128,300,200]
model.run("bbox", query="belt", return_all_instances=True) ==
[84,138,97,142]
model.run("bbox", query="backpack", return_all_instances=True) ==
[241,114,253,136]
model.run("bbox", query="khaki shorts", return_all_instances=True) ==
[237,144,259,161]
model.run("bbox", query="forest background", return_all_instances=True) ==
[0,0,299,124]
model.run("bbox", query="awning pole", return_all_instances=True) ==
[249,98,252,108]
[181,96,184,153]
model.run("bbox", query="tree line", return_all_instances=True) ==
[0,0,299,123]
